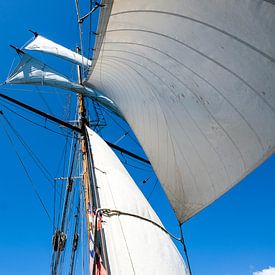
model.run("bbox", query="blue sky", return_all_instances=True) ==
[0,1,274,274]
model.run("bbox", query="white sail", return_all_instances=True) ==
[25,34,92,67]
[86,127,187,275]
[6,53,121,115]
[6,53,85,91]
[86,0,275,223]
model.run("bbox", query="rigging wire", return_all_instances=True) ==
[0,115,52,223]
[1,86,71,95]
[146,177,159,201]
[53,179,57,234]
[75,0,86,80]
[0,104,80,274]
[6,56,16,80]
[0,100,78,139]
[102,106,142,147]
[121,159,152,171]
[58,102,79,227]
[0,112,58,190]
[36,49,71,111]
[69,195,81,275]
[55,139,70,228]
[88,0,93,58]
[36,86,55,116]
[96,208,182,242]
[114,131,129,145]
[56,99,80,232]
[179,225,192,275]
[80,185,85,275]
[52,139,78,274]
[1,99,82,231]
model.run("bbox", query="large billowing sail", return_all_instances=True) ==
[86,0,275,223]
[6,53,120,115]
[25,34,92,67]
[86,127,187,274]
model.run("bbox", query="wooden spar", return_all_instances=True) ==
[78,93,91,240]
[0,93,150,165]
[76,48,110,274]
[76,48,92,269]
[0,92,82,133]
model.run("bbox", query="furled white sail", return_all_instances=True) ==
[6,53,120,115]
[25,34,92,67]
[86,127,187,275]
[86,0,275,223]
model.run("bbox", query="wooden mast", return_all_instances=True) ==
[76,47,92,257]
[76,47,110,275]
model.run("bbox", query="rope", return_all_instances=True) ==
[69,196,80,275]
[114,131,129,145]
[93,208,193,274]
[94,208,182,242]
[147,177,159,201]
[52,140,78,274]
[75,0,86,80]
[6,56,16,80]
[103,107,142,148]
[1,112,54,182]
[122,161,152,172]
[53,179,56,233]
[1,86,71,95]
[179,224,192,275]
[0,100,78,139]
[88,0,93,59]
[0,116,52,223]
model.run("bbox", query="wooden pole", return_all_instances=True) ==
[76,48,110,275]
[76,48,89,211]
[76,47,93,272]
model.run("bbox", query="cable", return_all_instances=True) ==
[69,195,80,275]
[1,86,71,95]
[179,224,192,275]
[1,113,54,182]
[0,100,78,139]
[75,0,86,79]
[95,208,182,242]
[52,140,78,274]
[103,106,142,147]
[147,178,159,201]
[122,160,152,172]
[0,116,52,223]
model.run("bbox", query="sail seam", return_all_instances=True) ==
[109,10,274,62]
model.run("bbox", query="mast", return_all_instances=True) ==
[76,47,92,269]
[76,47,109,274]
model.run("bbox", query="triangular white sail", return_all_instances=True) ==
[6,53,120,116]
[86,127,187,275]
[25,34,92,67]
[86,0,275,223]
